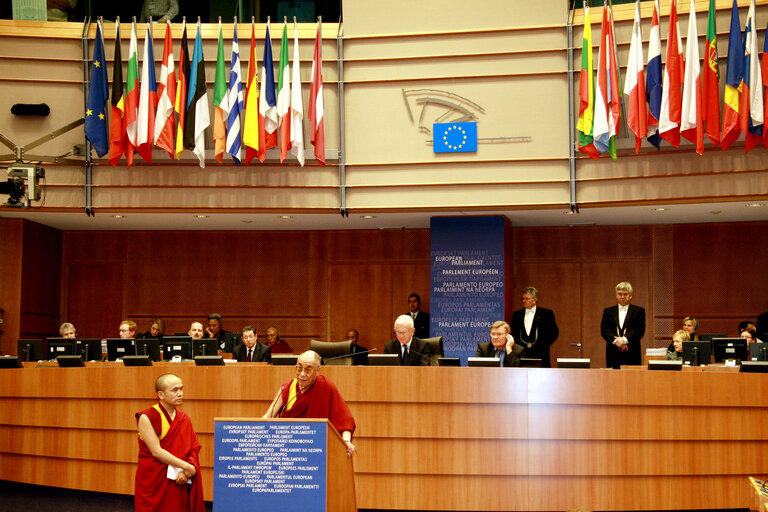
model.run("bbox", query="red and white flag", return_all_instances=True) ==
[154,21,176,158]
[308,23,325,165]
[623,0,647,153]
[680,0,703,154]
[658,0,684,148]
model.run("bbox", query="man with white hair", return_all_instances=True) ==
[600,281,645,369]
[383,315,432,366]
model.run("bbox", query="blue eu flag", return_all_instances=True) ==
[433,122,477,153]
[85,23,109,157]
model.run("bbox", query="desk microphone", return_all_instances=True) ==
[323,348,377,362]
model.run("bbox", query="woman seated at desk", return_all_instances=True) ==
[682,316,699,341]
[666,330,690,360]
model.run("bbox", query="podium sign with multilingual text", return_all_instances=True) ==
[213,419,327,512]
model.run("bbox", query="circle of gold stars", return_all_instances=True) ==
[442,125,468,150]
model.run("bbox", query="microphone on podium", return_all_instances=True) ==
[323,347,377,362]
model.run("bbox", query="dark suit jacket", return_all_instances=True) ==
[600,304,645,369]
[756,311,768,337]
[204,329,231,352]
[510,307,559,368]
[232,342,271,363]
[408,311,430,339]
[384,337,432,366]
[476,341,524,367]
[351,344,369,366]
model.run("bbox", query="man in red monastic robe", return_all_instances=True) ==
[135,373,205,512]
[264,350,357,455]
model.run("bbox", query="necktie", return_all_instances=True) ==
[247,349,252,362]
[402,346,409,365]
[497,349,504,367]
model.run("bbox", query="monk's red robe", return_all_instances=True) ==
[279,375,356,434]
[134,404,205,512]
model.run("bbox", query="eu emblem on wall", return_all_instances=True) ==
[433,122,478,153]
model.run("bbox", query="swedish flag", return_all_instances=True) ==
[433,122,477,153]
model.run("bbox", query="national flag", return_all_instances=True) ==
[646,0,662,147]
[658,0,683,148]
[174,22,189,160]
[213,20,229,163]
[702,0,720,147]
[592,2,620,160]
[85,21,109,157]
[680,0,703,154]
[309,23,325,165]
[108,21,124,166]
[154,20,176,158]
[185,22,210,167]
[257,21,277,162]
[227,23,244,164]
[277,21,291,163]
[763,19,768,148]
[124,21,139,167]
[243,21,260,164]
[623,1,646,154]
[721,0,743,150]
[290,22,305,166]
[577,5,598,158]
[136,23,157,163]
[741,0,763,152]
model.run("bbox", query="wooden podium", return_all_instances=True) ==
[212,418,355,512]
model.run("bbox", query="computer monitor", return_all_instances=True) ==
[712,338,749,363]
[520,358,543,368]
[163,336,193,360]
[224,332,242,351]
[438,357,461,366]
[57,355,85,367]
[682,341,711,366]
[366,354,400,366]
[106,338,136,361]
[123,355,153,366]
[0,356,23,368]
[271,354,299,366]
[136,338,162,361]
[740,361,768,373]
[699,333,727,342]
[17,339,44,362]
[749,343,768,362]
[193,338,219,357]
[467,357,502,367]
[648,360,683,371]
[556,358,591,368]
[195,355,225,366]
[77,338,103,362]
[47,339,77,360]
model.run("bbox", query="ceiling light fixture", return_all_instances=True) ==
[360,215,376,219]
[278,215,293,219]
[652,207,667,212]
[745,202,764,208]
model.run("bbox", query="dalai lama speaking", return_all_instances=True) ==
[263,350,357,456]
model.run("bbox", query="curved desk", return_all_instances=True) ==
[0,364,767,510]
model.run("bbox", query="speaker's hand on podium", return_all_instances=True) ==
[344,440,356,457]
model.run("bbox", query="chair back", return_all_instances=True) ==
[310,340,353,366]
[420,336,444,366]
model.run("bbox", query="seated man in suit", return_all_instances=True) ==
[510,286,559,367]
[477,320,524,367]
[233,326,271,363]
[346,328,369,366]
[600,281,645,369]
[384,315,432,366]
[406,293,430,339]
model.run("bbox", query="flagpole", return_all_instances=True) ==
[607,0,627,139]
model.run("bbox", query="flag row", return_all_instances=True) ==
[577,0,768,159]
[84,19,326,168]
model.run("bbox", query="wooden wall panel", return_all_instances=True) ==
[329,263,393,350]
[20,220,62,337]
[0,219,23,355]
[66,264,123,339]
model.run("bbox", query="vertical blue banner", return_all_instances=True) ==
[430,216,506,364]
[214,420,327,512]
